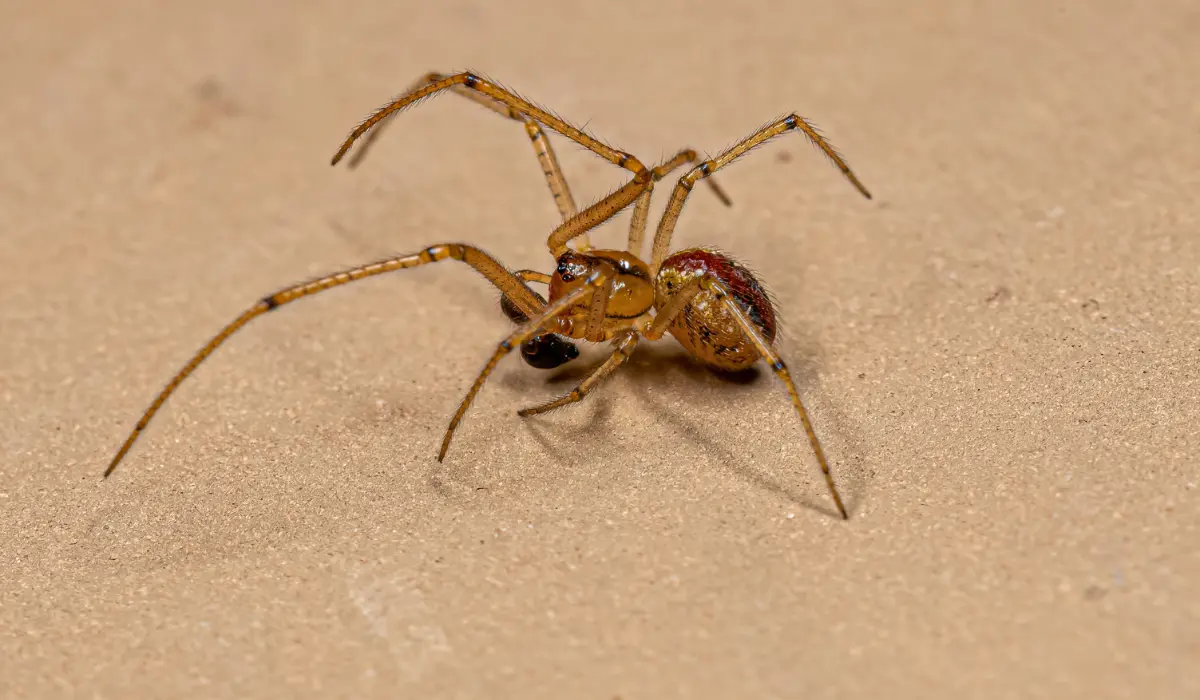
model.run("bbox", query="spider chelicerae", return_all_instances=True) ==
[105,71,872,519]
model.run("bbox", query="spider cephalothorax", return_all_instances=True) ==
[547,250,656,338]
[105,71,872,520]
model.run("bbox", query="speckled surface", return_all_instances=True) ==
[2,2,1197,698]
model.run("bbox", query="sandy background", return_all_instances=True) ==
[2,1,1197,698]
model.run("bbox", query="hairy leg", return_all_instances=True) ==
[105,244,542,476]
[649,114,871,274]
[439,267,614,461]
[345,72,594,249]
[625,149,732,259]
[517,332,640,416]
[645,272,849,519]
[330,72,654,256]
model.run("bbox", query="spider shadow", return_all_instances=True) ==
[502,333,866,520]
[518,398,615,470]
[494,352,617,468]
[622,343,840,519]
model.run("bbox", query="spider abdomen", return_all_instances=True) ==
[655,248,777,371]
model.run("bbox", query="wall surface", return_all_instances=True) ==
[2,1,1197,698]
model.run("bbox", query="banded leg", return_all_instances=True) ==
[330,72,654,257]
[517,332,640,416]
[515,269,552,285]
[105,243,543,477]
[499,269,554,323]
[345,72,593,250]
[649,114,873,274]
[646,273,849,520]
[439,269,613,461]
[626,149,733,259]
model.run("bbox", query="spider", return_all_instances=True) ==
[104,71,872,519]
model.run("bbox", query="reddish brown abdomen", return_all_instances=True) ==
[656,248,777,370]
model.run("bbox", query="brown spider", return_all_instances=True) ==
[104,71,872,519]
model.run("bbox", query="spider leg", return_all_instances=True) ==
[517,331,639,416]
[330,71,654,257]
[645,273,849,520]
[345,73,441,170]
[515,269,552,285]
[649,114,872,274]
[499,270,554,324]
[438,268,614,461]
[625,149,733,259]
[105,243,544,477]
[346,72,594,250]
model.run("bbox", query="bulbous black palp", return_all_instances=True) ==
[499,292,580,370]
[520,332,580,369]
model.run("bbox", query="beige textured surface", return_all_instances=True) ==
[2,2,1198,698]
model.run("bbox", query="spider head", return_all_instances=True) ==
[548,250,594,301]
